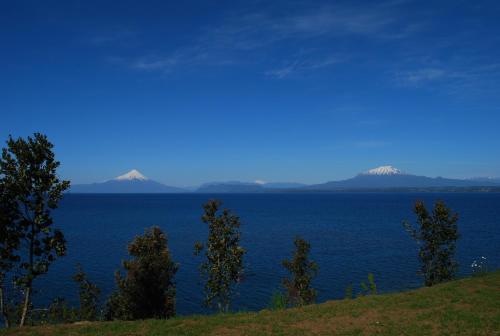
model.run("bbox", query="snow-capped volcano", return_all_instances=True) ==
[70,169,186,193]
[363,165,403,176]
[114,169,148,181]
[305,164,500,191]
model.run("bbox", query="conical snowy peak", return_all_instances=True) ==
[115,169,148,181]
[363,165,403,176]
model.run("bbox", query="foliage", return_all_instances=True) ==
[471,256,488,275]
[0,297,77,327]
[194,200,245,312]
[0,181,22,327]
[282,237,318,307]
[2,265,101,326]
[0,133,70,326]
[105,227,178,320]
[359,273,377,296]
[1,298,23,327]
[344,284,353,299]
[6,271,499,336]
[269,291,287,310]
[30,298,78,325]
[46,298,78,324]
[72,265,101,321]
[404,200,459,287]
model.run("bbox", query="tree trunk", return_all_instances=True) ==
[19,286,30,327]
[0,287,9,328]
[20,221,35,327]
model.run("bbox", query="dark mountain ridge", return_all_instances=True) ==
[69,167,500,193]
[70,169,186,193]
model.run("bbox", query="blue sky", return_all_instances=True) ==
[1,0,499,186]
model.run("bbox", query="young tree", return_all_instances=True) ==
[404,200,459,286]
[359,273,377,296]
[105,226,178,320]
[194,200,245,312]
[0,133,70,326]
[73,264,101,321]
[282,237,318,306]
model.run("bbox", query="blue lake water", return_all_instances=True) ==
[32,193,500,315]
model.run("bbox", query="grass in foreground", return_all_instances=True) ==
[2,271,499,336]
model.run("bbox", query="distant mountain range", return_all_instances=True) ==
[196,181,307,193]
[303,166,500,191]
[70,169,186,193]
[69,166,500,194]
[467,177,500,184]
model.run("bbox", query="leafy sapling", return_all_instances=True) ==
[345,284,353,300]
[282,237,318,306]
[105,227,178,320]
[359,273,377,296]
[194,200,245,312]
[404,200,459,286]
[73,264,101,321]
[269,291,287,310]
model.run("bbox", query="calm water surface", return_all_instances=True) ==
[33,193,500,315]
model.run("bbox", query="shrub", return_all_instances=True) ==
[194,200,245,312]
[471,256,488,276]
[359,273,377,296]
[269,291,287,310]
[404,200,459,286]
[73,264,101,321]
[282,237,318,306]
[105,227,178,320]
[345,284,353,299]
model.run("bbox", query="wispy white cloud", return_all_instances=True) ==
[87,29,138,46]
[396,68,447,85]
[354,140,391,148]
[265,56,342,78]
[126,45,235,73]
[209,1,414,46]
[118,1,420,75]
[394,61,500,98]
[133,57,179,71]
[207,3,421,60]
[329,139,392,150]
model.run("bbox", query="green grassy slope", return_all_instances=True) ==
[2,271,499,336]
